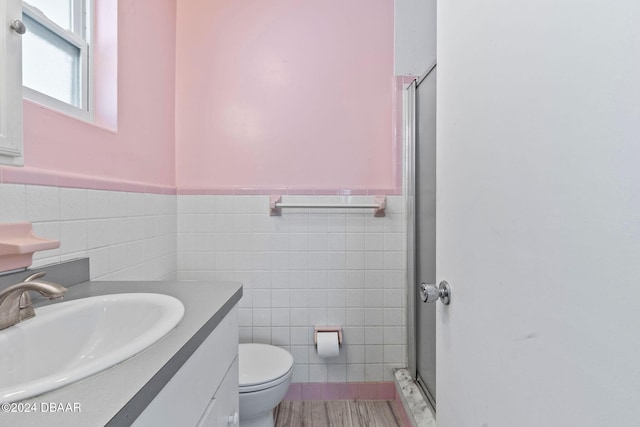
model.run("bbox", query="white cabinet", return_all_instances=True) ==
[0,0,24,166]
[197,358,239,427]
[133,305,239,427]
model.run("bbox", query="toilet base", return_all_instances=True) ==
[238,344,293,427]
[239,409,275,427]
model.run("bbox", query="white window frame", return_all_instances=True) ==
[0,0,24,166]
[22,1,93,122]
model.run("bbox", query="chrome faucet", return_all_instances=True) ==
[0,272,67,330]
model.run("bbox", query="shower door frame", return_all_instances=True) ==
[406,61,438,412]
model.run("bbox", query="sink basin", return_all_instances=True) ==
[0,293,184,402]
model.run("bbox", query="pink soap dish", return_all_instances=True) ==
[0,222,60,272]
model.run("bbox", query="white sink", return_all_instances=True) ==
[0,293,184,402]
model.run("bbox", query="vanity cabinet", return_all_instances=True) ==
[133,305,239,427]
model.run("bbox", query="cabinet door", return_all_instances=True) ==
[0,0,24,166]
[133,305,238,427]
[196,357,239,427]
[196,397,218,427]
[214,357,239,427]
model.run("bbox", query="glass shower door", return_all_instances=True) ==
[407,63,437,409]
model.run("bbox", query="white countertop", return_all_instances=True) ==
[1,280,242,427]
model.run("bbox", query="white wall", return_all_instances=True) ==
[0,183,177,280]
[394,0,436,76]
[177,195,407,383]
[437,0,640,425]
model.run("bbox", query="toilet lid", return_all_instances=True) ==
[239,343,294,387]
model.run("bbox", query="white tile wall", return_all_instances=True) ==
[0,185,407,383]
[0,183,177,281]
[177,195,407,382]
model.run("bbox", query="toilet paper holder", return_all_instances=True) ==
[314,327,343,347]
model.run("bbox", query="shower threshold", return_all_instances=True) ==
[394,369,436,427]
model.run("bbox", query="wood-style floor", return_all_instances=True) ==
[274,400,403,427]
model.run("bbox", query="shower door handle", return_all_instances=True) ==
[420,281,451,305]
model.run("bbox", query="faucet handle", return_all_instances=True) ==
[19,292,32,309]
[17,272,46,308]
[23,271,46,282]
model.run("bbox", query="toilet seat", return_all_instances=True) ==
[239,366,293,393]
[239,343,294,393]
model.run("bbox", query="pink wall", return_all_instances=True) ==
[2,0,396,193]
[175,0,395,193]
[3,0,177,188]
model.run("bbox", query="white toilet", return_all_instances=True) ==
[238,343,294,427]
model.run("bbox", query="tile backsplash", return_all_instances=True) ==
[177,195,407,383]
[0,185,407,383]
[0,183,176,281]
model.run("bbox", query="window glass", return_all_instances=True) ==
[24,0,72,31]
[22,13,81,107]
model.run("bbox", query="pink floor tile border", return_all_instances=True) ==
[283,382,397,402]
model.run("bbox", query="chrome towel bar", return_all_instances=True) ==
[269,195,386,217]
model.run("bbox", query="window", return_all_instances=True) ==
[22,0,92,120]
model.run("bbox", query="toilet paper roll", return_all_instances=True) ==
[316,331,340,358]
